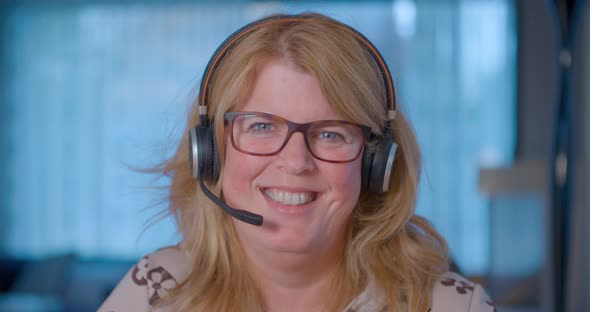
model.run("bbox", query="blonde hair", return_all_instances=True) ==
[157,13,448,312]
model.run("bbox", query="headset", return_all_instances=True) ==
[188,14,399,226]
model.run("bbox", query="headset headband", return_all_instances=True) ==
[198,14,397,123]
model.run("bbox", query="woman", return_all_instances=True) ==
[99,13,495,312]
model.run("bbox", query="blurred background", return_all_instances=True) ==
[0,0,587,311]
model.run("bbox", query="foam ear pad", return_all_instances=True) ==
[188,124,220,182]
[361,131,398,193]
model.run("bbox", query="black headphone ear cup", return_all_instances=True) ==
[361,144,375,193]
[209,123,220,182]
[364,132,398,193]
[188,124,220,183]
[189,126,200,179]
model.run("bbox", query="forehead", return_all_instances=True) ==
[234,60,345,123]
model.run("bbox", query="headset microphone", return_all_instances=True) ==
[198,178,264,226]
[189,122,264,226]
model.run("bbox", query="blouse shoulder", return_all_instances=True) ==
[97,245,191,312]
[430,272,496,312]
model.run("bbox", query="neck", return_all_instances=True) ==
[243,242,346,311]
[252,253,343,312]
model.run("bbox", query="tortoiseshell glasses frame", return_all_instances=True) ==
[225,111,372,163]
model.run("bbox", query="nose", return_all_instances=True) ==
[276,132,316,174]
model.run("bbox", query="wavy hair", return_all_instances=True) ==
[155,12,448,312]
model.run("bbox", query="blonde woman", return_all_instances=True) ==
[99,13,495,312]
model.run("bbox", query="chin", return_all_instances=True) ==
[235,218,317,253]
[267,223,326,252]
[264,237,317,254]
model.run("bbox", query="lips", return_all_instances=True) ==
[262,188,318,206]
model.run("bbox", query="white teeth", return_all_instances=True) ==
[264,189,316,205]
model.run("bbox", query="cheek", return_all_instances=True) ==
[326,160,362,197]
[222,145,262,204]
[319,161,362,225]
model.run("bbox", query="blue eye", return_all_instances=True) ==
[318,131,344,142]
[250,123,273,132]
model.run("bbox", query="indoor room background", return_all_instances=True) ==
[0,0,588,311]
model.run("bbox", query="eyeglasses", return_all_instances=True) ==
[225,111,371,163]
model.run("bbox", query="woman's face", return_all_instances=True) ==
[222,60,362,256]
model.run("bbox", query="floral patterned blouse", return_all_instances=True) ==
[98,246,496,312]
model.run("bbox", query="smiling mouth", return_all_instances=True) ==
[262,188,318,206]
